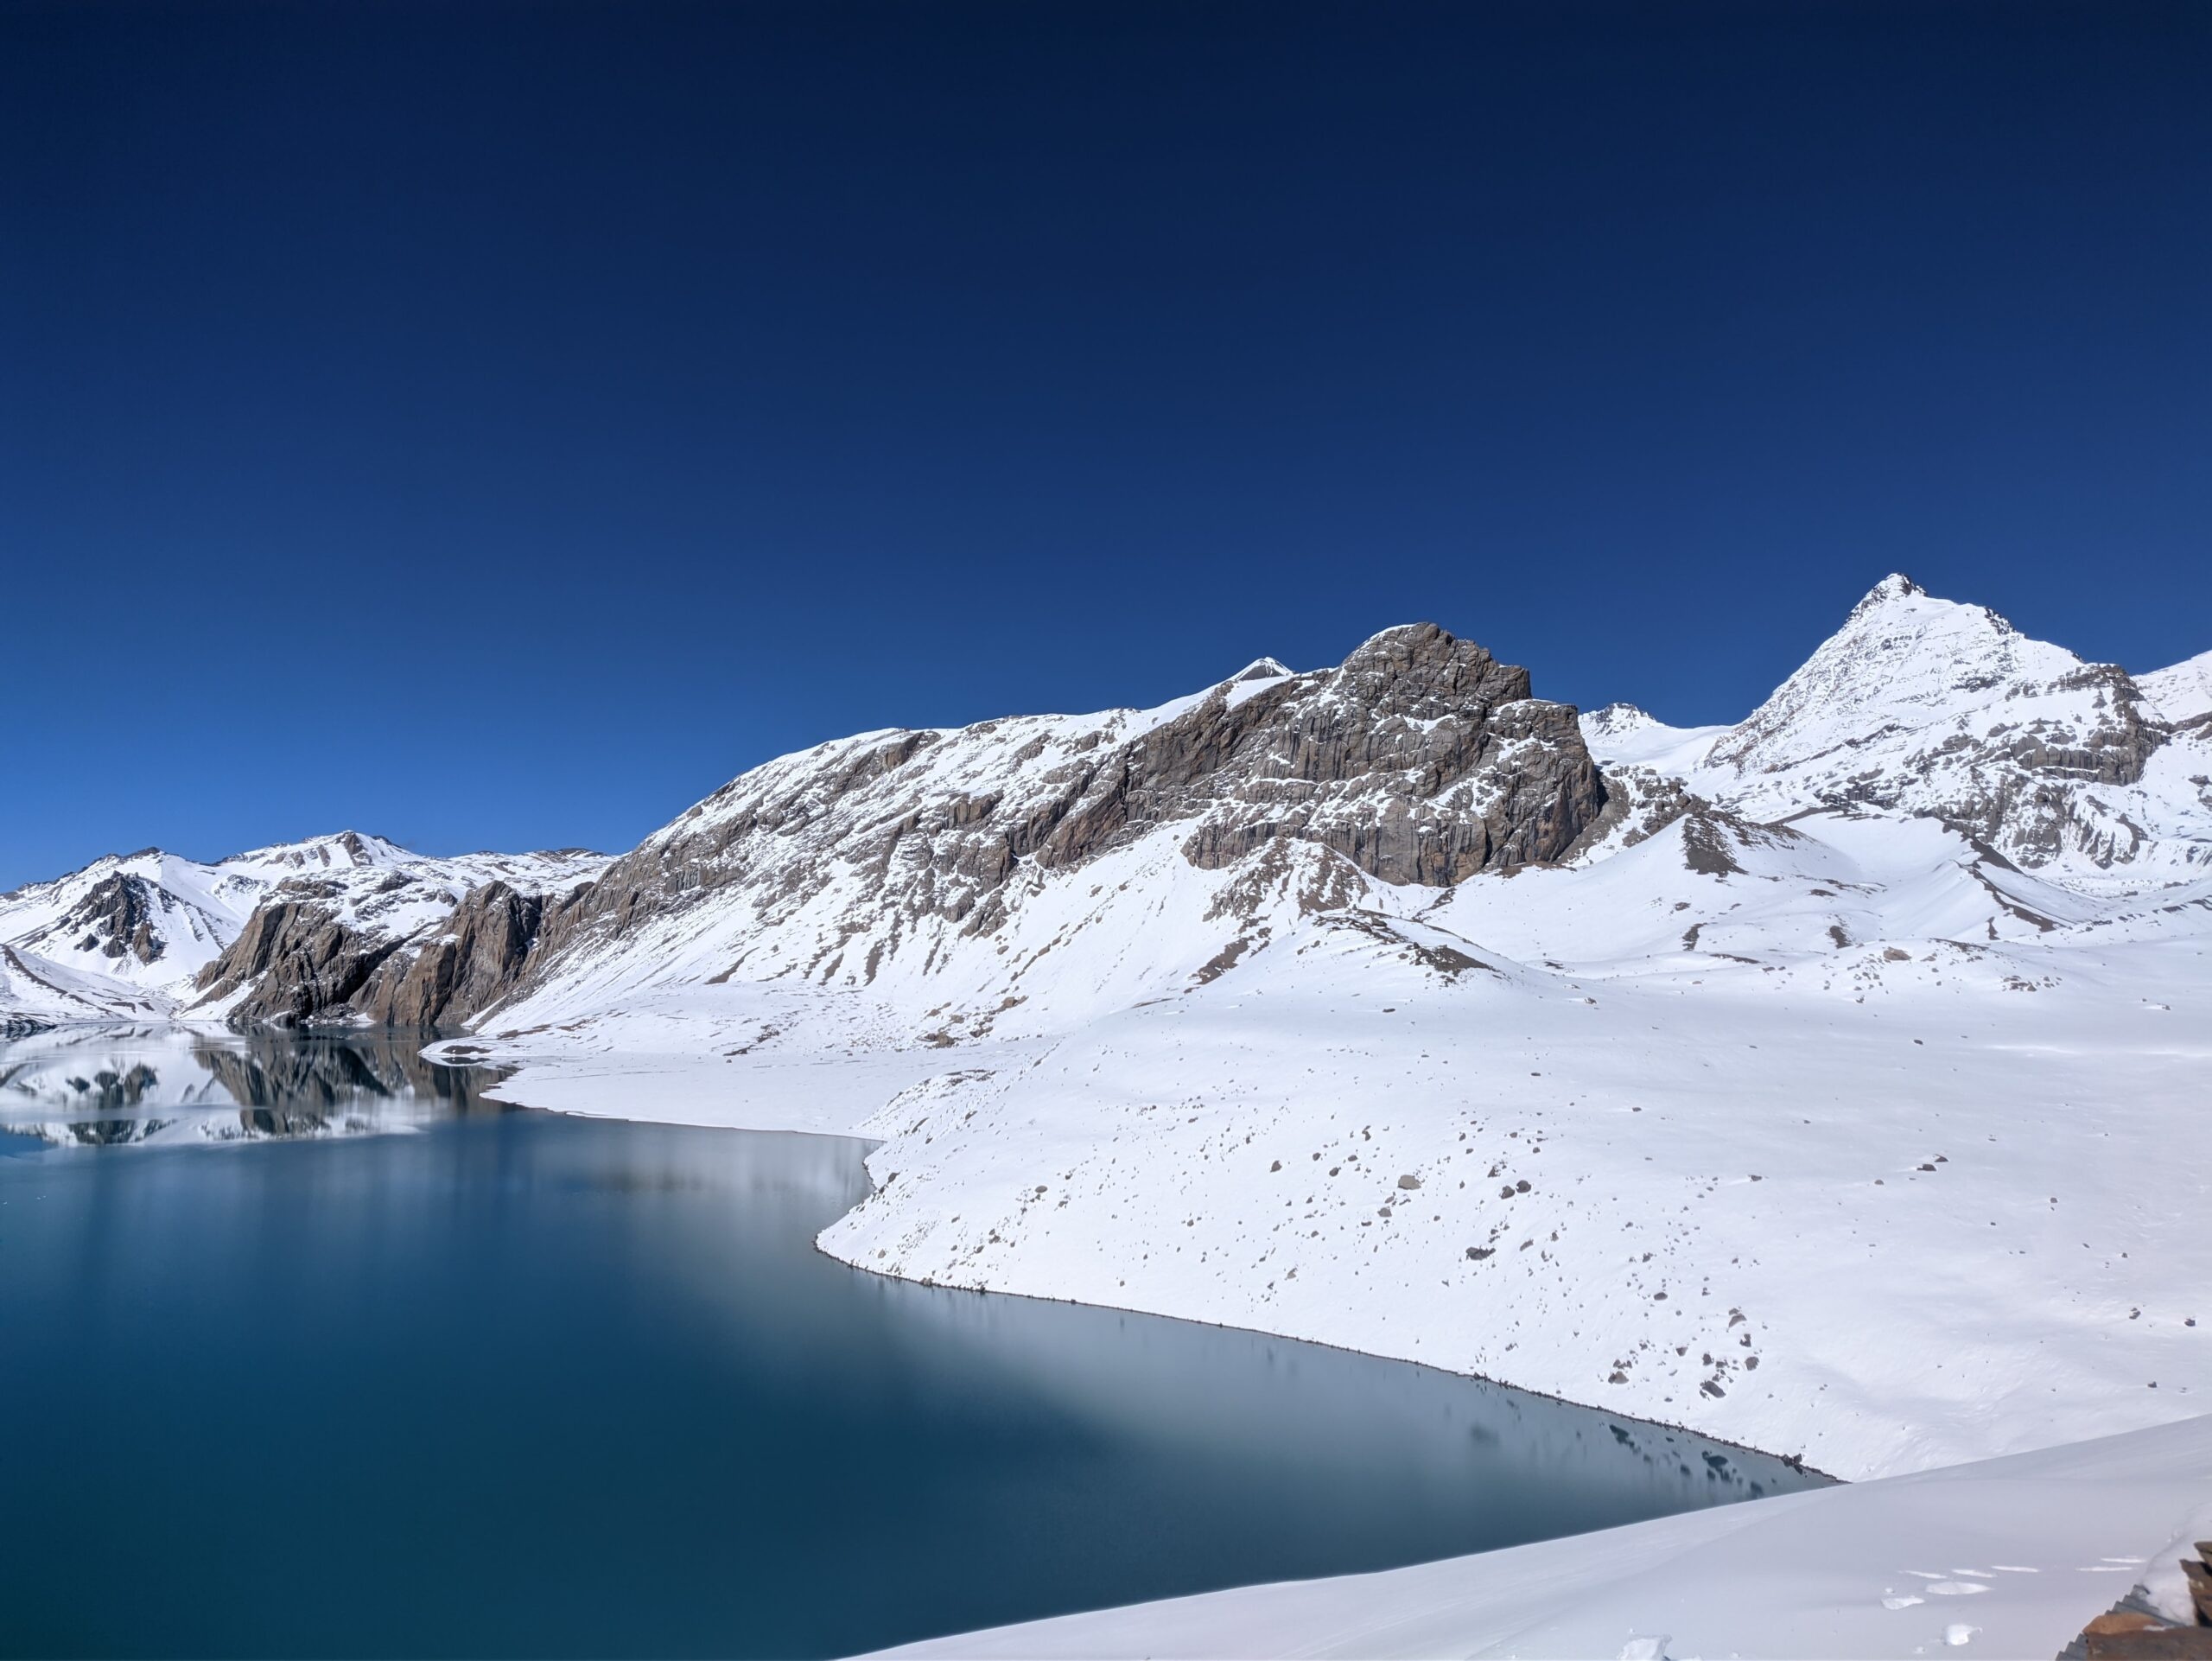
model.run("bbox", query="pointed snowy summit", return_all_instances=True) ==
[1846,571,1926,616]
[1695,576,2181,871]
[1581,702,1658,742]
[1708,576,2078,774]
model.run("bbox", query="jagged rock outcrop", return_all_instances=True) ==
[191,871,594,1028]
[55,873,168,964]
[1052,624,1603,885]
[191,896,410,1023]
[355,881,572,1028]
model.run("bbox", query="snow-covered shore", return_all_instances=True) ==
[454,892,2210,1487]
[448,922,2209,1657]
[865,1413,2212,1660]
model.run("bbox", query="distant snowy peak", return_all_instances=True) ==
[1581,701,1658,742]
[0,849,243,995]
[1684,576,2187,875]
[214,830,412,874]
[1230,657,1294,683]
[2140,646,2212,727]
[1846,569,1926,614]
[1578,703,1732,774]
[182,842,609,1027]
[1707,575,2091,774]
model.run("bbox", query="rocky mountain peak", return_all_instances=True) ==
[1848,572,1927,616]
[207,830,410,875]
[1582,703,1659,743]
[454,622,1609,1033]
[1329,622,1533,719]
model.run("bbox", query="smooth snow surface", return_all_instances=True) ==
[2142,646,2212,726]
[869,1413,2212,1661]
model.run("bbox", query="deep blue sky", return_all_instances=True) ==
[4,1,2208,886]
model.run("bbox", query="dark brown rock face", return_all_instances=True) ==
[59,875,167,964]
[194,879,582,1028]
[193,898,409,1025]
[1041,624,1603,885]
[357,881,564,1028]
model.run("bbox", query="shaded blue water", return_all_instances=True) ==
[0,1030,1820,1658]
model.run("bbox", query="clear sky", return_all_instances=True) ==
[3,0,2207,889]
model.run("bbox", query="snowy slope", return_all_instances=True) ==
[874,1412,2212,1661]
[0,943,172,1031]
[789,850,2210,1481]
[2142,646,2212,727]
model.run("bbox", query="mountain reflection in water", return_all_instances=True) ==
[0,1025,500,1146]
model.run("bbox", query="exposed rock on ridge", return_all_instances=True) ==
[55,874,168,964]
[192,872,594,1028]
[476,623,1604,1023]
[1042,624,1603,885]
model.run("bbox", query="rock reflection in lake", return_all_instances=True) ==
[0,1025,502,1147]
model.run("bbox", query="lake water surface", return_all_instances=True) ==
[0,1028,1821,1658]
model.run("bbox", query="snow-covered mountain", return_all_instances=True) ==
[0,832,604,1033]
[10,579,2198,1042]
[1597,575,2209,879]
[439,577,2209,1051]
[4,576,2208,1484]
